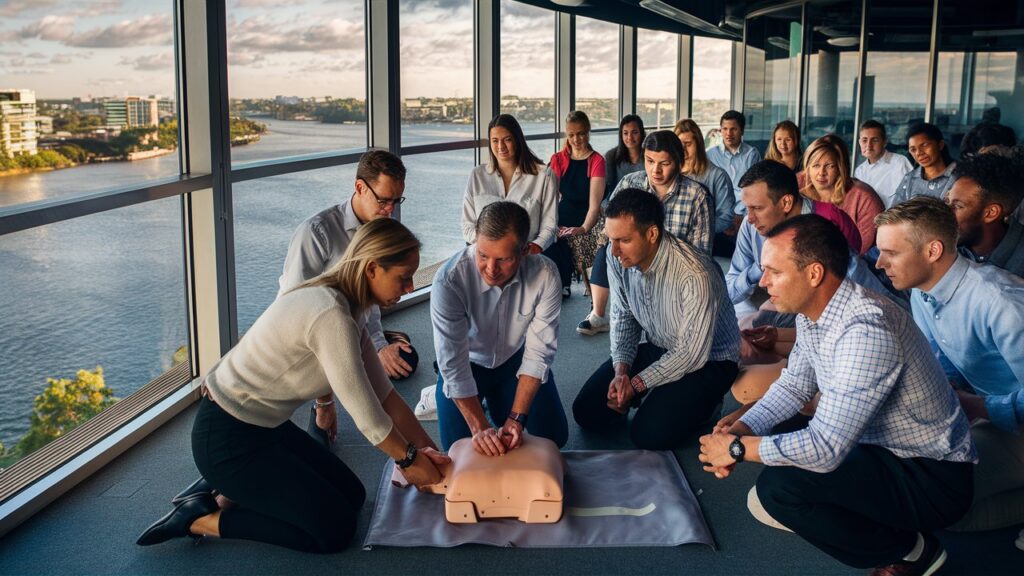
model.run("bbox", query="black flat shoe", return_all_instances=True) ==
[170,477,214,505]
[137,492,218,546]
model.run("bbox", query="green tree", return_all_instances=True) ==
[16,367,116,456]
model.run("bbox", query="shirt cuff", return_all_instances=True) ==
[371,331,388,351]
[739,410,776,437]
[611,350,637,368]
[985,392,1022,433]
[516,359,549,384]
[746,265,763,284]
[442,377,479,400]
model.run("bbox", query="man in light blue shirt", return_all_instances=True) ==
[431,201,568,454]
[706,110,762,225]
[701,214,975,574]
[875,196,1024,533]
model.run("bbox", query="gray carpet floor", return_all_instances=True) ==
[0,286,1019,575]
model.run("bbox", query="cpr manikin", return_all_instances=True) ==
[393,433,565,523]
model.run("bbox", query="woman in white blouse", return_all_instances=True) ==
[462,114,559,255]
[137,218,448,553]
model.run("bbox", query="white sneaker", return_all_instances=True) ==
[576,312,609,335]
[747,486,793,532]
[414,385,437,421]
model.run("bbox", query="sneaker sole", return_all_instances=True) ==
[576,325,609,335]
[922,548,947,576]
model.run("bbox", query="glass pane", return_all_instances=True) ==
[575,17,620,129]
[861,0,933,157]
[501,0,556,136]
[803,0,861,152]
[0,198,186,467]
[401,149,477,268]
[233,165,358,334]
[693,37,735,138]
[636,29,678,130]
[400,0,474,145]
[0,0,180,206]
[934,0,1024,158]
[589,131,620,158]
[743,6,803,151]
[226,0,367,164]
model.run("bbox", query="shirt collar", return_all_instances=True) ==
[638,236,672,278]
[800,197,814,215]
[341,199,362,233]
[718,142,746,157]
[484,163,522,177]
[921,255,970,306]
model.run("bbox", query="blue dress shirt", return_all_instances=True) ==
[911,256,1024,432]
[431,245,561,399]
[706,142,762,215]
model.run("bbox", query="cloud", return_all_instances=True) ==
[73,0,124,18]
[228,52,265,66]
[0,0,58,18]
[18,15,76,42]
[229,16,362,56]
[234,0,305,6]
[119,52,175,71]
[66,13,173,47]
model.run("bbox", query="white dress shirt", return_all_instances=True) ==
[431,245,561,399]
[854,151,913,208]
[461,163,559,250]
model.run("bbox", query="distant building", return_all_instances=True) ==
[103,96,173,128]
[103,100,128,128]
[0,89,38,157]
[36,115,53,135]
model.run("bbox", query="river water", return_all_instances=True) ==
[0,118,594,448]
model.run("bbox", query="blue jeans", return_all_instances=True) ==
[435,348,569,450]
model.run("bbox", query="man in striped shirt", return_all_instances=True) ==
[572,188,740,450]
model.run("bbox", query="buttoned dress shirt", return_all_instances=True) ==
[893,162,957,204]
[740,280,977,472]
[461,163,559,250]
[431,245,561,399]
[706,141,762,215]
[278,199,388,349]
[959,216,1024,278]
[854,151,913,209]
[608,235,740,389]
[612,171,713,255]
[911,256,1024,432]
[688,163,736,235]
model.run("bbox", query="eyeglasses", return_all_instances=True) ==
[361,178,406,207]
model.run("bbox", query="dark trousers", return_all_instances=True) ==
[712,231,736,259]
[542,238,574,289]
[589,243,609,289]
[192,398,366,553]
[757,444,974,569]
[435,347,569,450]
[572,343,738,450]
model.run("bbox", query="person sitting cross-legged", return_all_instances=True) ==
[700,214,977,576]
[572,188,740,450]
[432,201,569,455]
[874,196,1024,535]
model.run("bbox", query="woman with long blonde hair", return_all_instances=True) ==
[764,120,802,171]
[138,218,448,553]
[800,135,884,254]
[674,118,736,257]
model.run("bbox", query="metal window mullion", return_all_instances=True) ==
[619,25,636,119]
[367,0,401,152]
[678,35,693,121]
[474,0,499,166]
[555,12,574,133]
[925,0,941,123]
[852,0,869,166]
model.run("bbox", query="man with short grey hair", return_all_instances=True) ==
[431,201,568,455]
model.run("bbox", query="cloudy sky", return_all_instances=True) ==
[0,0,731,102]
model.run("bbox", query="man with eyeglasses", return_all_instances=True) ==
[279,149,418,444]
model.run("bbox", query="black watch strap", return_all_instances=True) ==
[396,443,418,469]
[728,437,745,463]
[508,411,528,428]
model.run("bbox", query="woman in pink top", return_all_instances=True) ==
[799,135,883,254]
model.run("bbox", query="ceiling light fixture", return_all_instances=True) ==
[640,0,741,39]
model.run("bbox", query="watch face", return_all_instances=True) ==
[729,440,744,459]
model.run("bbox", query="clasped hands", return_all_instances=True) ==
[606,372,636,414]
[698,404,752,480]
[471,417,525,456]
[557,226,587,239]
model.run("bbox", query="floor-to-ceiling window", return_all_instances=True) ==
[636,29,678,130]
[0,0,187,471]
[575,15,620,141]
[693,36,736,141]
[743,6,804,151]
[500,0,556,139]
[802,0,861,152]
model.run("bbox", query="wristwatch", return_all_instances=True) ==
[508,411,529,428]
[728,436,745,463]
[395,442,418,469]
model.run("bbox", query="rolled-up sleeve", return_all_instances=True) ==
[517,264,561,383]
[430,276,478,398]
[986,390,1024,433]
